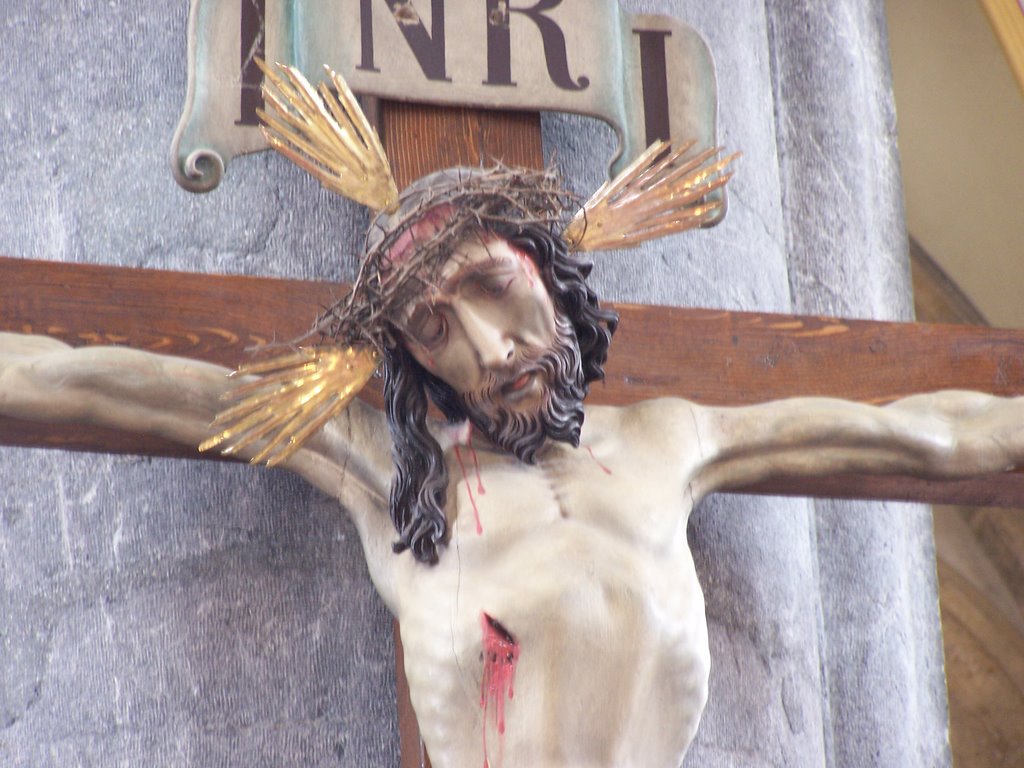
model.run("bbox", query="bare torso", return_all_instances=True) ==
[386,402,711,768]
[0,340,714,766]
[7,336,1020,767]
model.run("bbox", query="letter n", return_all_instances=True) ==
[358,0,450,82]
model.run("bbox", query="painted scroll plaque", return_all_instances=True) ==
[171,0,720,199]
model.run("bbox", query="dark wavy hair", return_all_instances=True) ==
[381,223,618,564]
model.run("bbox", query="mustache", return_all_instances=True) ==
[460,315,586,462]
[466,314,578,406]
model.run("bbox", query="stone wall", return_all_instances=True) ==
[0,1,948,765]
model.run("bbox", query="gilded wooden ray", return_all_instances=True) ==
[200,346,379,466]
[563,140,739,251]
[257,60,399,213]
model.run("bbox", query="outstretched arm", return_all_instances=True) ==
[0,333,240,446]
[0,333,398,592]
[688,391,1024,497]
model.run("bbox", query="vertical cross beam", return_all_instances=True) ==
[378,100,543,768]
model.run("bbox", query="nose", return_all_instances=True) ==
[458,303,514,371]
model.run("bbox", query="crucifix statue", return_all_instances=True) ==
[1,58,1022,767]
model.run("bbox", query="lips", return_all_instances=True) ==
[499,370,540,401]
[509,372,531,391]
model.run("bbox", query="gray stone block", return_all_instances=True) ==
[0,1,948,766]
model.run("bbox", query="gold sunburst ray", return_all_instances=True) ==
[564,140,740,252]
[208,376,316,432]
[261,81,369,176]
[199,346,380,467]
[255,59,399,213]
[603,204,725,250]
[614,140,702,196]
[260,62,380,179]
[224,382,334,464]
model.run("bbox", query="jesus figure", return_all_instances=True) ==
[1,63,1019,767]
[3,164,1023,766]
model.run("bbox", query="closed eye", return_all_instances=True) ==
[407,309,448,350]
[475,273,515,297]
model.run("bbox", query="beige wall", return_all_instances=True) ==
[888,0,1024,327]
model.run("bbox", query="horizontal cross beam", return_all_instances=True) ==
[2,253,1023,507]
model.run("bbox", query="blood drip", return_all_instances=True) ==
[586,445,613,475]
[455,445,484,535]
[467,432,486,495]
[480,613,520,768]
[517,251,536,288]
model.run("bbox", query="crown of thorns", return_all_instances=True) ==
[199,60,738,466]
[322,165,573,353]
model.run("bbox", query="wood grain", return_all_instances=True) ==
[911,236,1024,768]
[378,102,539,768]
[5,255,1024,506]
[937,559,1024,767]
[966,508,1024,621]
[4,108,1024,766]
[381,103,542,186]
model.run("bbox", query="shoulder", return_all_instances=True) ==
[583,398,709,464]
[585,398,702,434]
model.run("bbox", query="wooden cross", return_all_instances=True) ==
[2,102,1022,767]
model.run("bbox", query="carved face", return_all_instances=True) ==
[400,234,558,404]
[397,233,587,459]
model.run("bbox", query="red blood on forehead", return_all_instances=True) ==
[384,203,458,267]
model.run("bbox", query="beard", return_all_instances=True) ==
[459,315,586,463]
